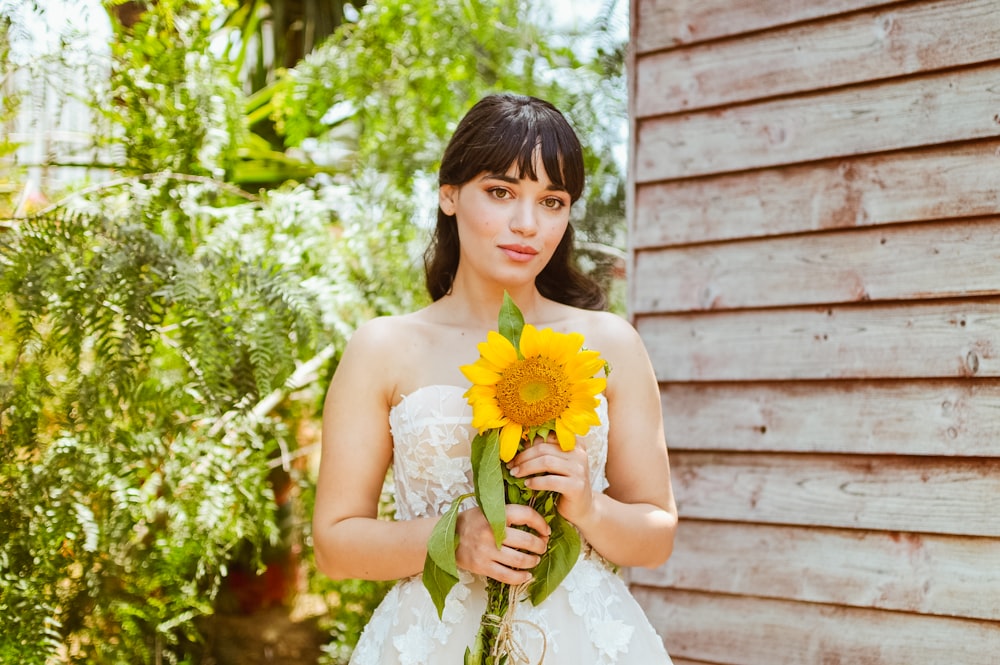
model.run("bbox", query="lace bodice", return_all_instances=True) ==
[388,384,610,521]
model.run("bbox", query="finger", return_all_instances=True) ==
[483,562,533,586]
[501,525,548,555]
[509,453,584,481]
[505,503,551,537]
[521,472,589,497]
[496,543,543,570]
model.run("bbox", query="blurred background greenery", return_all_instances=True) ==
[0,0,628,662]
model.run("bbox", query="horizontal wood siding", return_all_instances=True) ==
[629,0,1000,661]
[636,64,1000,181]
[634,218,1000,312]
[630,521,1000,620]
[660,380,1000,456]
[633,589,1000,665]
[633,139,1000,247]
[637,0,1000,116]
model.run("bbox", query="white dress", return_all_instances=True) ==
[349,384,673,665]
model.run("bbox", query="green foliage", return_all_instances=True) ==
[100,0,243,178]
[0,13,23,216]
[0,175,417,663]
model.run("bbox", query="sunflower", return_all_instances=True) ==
[460,324,607,462]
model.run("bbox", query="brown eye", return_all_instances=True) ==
[489,187,512,200]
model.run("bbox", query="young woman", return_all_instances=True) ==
[312,92,677,664]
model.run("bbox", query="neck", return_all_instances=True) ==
[444,280,547,328]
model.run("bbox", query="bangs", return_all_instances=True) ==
[441,95,585,202]
[478,123,584,202]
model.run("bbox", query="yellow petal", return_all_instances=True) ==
[461,362,501,386]
[554,419,577,452]
[534,326,558,359]
[499,422,524,462]
[558,406,596,431]
[471,402,506,430]
[519,324,541,358]
[479,331,518,368]
[572,377,607,398]
[566,350,604,380]
[465,384,497,400]
[556,331,585,361]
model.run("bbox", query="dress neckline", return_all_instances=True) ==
[390,384,468,417]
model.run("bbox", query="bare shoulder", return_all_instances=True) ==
[332,313,426,402]
[345,313,413,351]
[569,309,645,358]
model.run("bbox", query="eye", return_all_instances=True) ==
[488,187,513,200]
[541,197,567,210]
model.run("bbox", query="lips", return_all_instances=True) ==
[498,244,538,262]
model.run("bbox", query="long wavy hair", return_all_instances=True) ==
[423,93,606,310]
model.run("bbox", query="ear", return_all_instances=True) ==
[439,185,458,216]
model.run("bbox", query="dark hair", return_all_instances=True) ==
[423,93,606,310]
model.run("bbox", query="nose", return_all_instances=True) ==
[509,200,538,236]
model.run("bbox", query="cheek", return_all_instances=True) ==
[544,219,570,246]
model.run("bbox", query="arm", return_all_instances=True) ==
[508,315,678,569]
[312,318,436,581]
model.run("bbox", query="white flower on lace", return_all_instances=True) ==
[441,572,473,624]
[392,623,437,665]
[592,619,633,661]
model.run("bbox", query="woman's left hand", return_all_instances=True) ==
[507,433,595,527]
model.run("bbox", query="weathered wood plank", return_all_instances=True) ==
[636,300,1000,382]
[660,380,1000,457]
[631,139,1000,247]
[630,520,1000,620]
[669,452,1000,536]
[634,0,896,53]
[635,64,1000,182]
[635,589,1000,665]
[637,0,999,117]
[633,218,1000,313]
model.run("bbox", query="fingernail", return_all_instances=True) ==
[508,465,520,476]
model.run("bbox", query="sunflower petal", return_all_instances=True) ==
[554,419,577,452]
[461,362,502,385]
[479,331,518,368]
[471,402,506,430]
[519,324,541,358]
[566,350,605,380]
[557,331,585,360]
[499,422,523,462]
[572,377,607,398]
[560,409,601,434]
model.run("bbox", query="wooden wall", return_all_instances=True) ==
[626,1,1000,662]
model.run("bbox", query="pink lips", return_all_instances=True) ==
[499,244,538,262]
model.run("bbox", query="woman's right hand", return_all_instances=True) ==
[454,503,551,585]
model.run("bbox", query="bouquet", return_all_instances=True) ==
[423,293,608,664]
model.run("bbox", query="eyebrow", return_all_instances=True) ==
[479,173,568,193]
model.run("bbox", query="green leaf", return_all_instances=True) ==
[472,430,506,548]
[497,291,525,352]
[422,493,472,618]
[423,554,459,621]
[527,513,581,606]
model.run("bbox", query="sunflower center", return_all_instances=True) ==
[495,355,571,427]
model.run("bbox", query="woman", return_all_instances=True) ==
[313,92,677,664]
